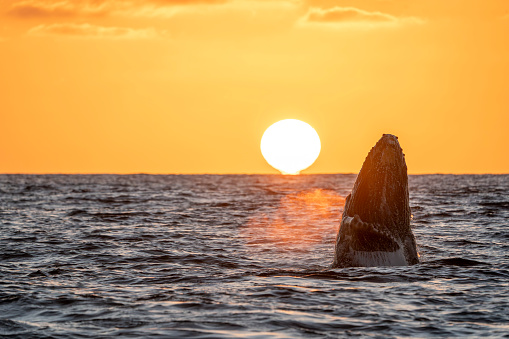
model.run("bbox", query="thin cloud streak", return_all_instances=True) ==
[28,23,163,39]
[7,0,231,18]
[8,0,111,18]
[301,7,425,27]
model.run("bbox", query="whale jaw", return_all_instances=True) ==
[332,134,419,268]
[333,214,417,267]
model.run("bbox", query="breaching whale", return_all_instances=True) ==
[332,134,419,268]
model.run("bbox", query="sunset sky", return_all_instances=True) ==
[1,0,508,174]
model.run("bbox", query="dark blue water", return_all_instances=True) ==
[0,174,508,338]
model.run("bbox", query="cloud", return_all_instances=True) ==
[307,7,395,23]
[6,0,303,21]
[28,23,162,39]
[7,0,230,18]
[8,0,110,18]
[302,7,424,26]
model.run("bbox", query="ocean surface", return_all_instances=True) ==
[0,174,508,338]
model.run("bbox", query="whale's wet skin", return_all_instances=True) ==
[1,174,508,338]
[333,134,418,268]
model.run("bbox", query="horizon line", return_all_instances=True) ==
[1,172,508,176]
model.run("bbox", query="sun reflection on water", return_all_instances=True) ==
[244,189,345,249]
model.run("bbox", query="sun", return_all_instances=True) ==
[261,119,321,175]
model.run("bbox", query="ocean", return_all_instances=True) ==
[0,174,508,338]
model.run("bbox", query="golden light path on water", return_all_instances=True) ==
[244,189,346,250]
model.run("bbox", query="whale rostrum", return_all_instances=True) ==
[332,134,419,268]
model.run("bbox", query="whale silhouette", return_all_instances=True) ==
[332,134,419,268]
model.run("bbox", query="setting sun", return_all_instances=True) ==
[260,119,321,175]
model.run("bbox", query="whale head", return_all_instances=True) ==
[333,134,419,267]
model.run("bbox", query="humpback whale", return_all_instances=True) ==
[332,134,419,268]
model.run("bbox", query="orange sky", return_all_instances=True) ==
[1,0,508,174]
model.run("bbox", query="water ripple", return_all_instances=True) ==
[0,174,508,338]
